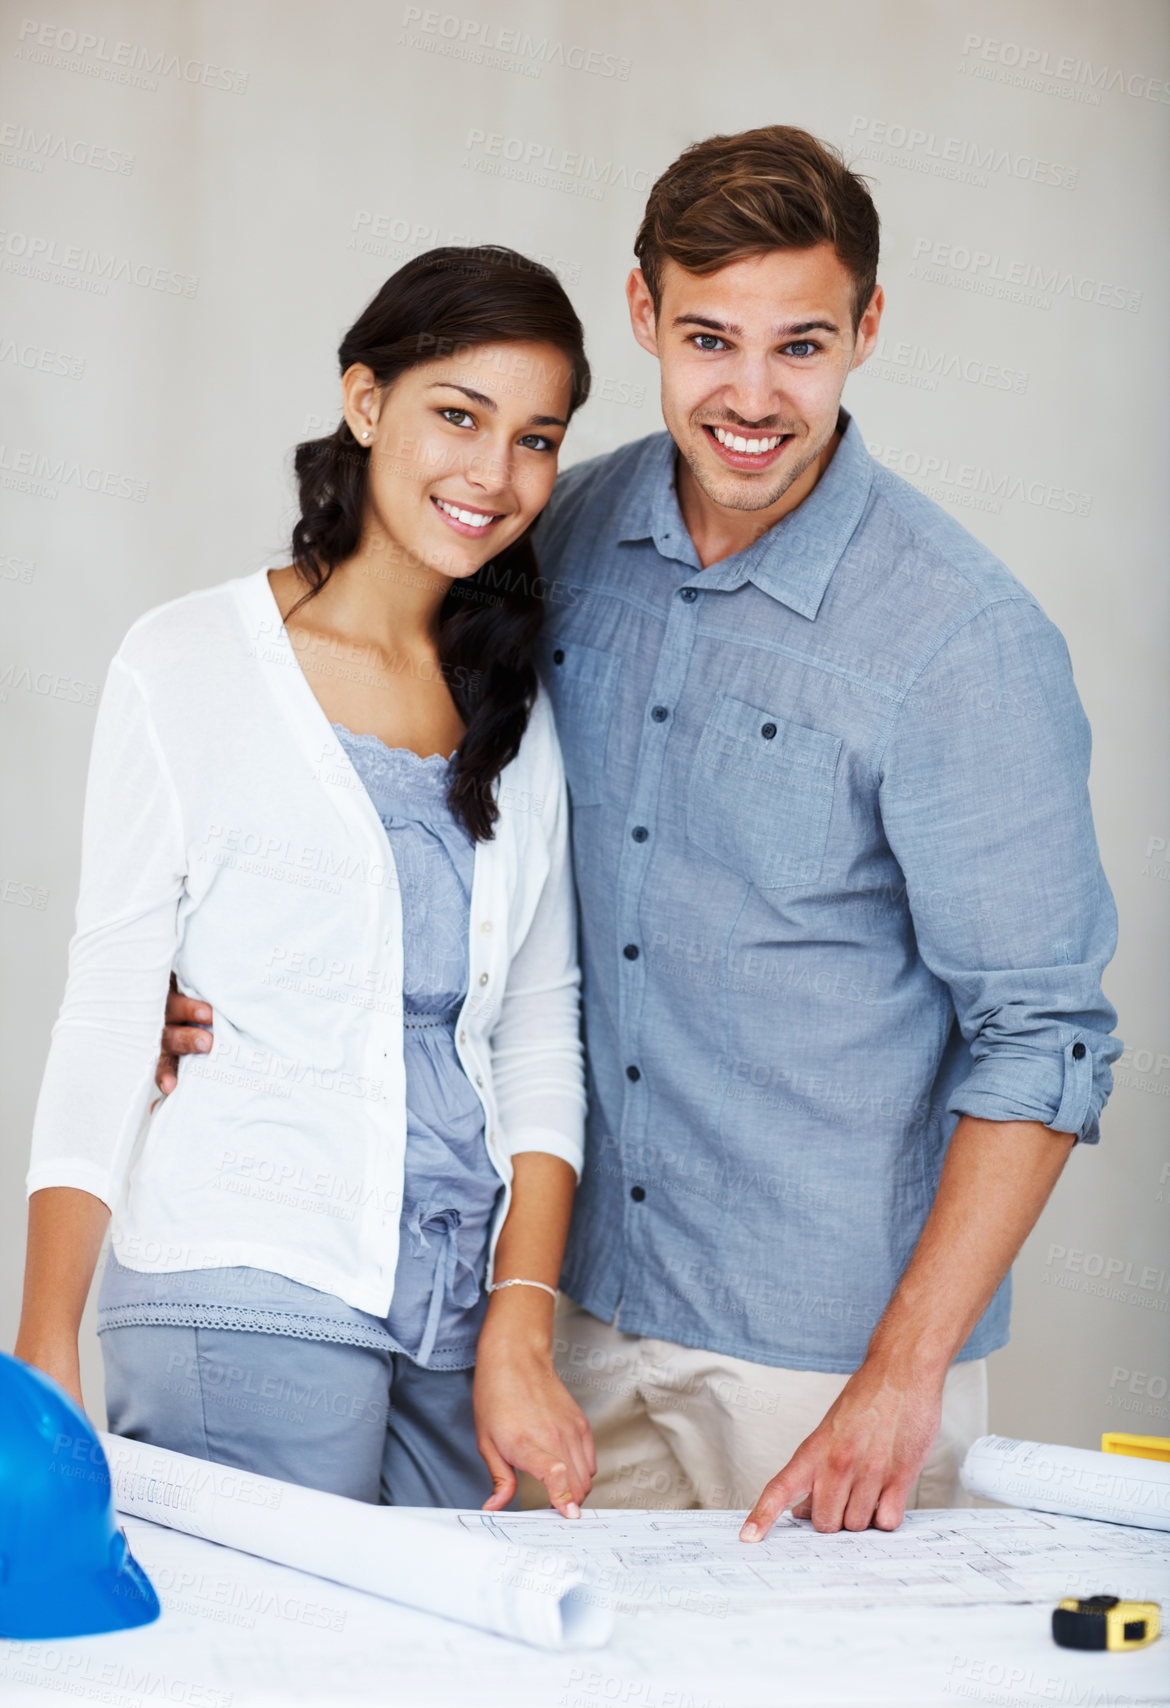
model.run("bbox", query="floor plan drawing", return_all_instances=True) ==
[458,1503,1170,1615]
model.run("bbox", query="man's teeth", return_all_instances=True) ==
[435,497,495,528]
[711,427,787,455]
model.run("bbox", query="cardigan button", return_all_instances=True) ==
[459,1030,467,1043]
[476,1074,484,1087]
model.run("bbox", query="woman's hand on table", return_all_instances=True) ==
[473,1286,595,1519]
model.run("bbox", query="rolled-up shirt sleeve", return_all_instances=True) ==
[27,653,187,1206]
[878,596,1120,1144]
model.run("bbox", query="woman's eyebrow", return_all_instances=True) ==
[428,381,498,410]
[428,381,567,429]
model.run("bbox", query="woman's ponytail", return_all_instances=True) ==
[287,423,368,616]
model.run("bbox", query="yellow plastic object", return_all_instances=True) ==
[1053,1597,1161,1652]
[1100,1433,1170,1464]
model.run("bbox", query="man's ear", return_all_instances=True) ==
[848,282,885,373]
[626,268,660,358]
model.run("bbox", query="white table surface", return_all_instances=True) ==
[3,1508,1168,1708]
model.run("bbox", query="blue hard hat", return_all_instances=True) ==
[0,1351,160,1639]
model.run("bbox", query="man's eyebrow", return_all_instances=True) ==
[428,381,566,429]
[672,314,743,337]
[672,315,842,338]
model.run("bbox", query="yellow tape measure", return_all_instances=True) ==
[1052,1596,1161,1651]
[1100,1432,1170,1464]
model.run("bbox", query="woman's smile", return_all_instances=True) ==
[430,494,507,537]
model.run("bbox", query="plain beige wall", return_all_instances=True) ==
[1,0,1167,1446]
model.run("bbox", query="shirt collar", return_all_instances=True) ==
[615,406,874,621]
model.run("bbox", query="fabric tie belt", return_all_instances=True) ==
[408,1206,464,1367]
[399,1007,480,1365]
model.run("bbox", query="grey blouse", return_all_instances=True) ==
[97,724,503,1370]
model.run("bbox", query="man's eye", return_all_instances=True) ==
[785,342,818,358]
[691,334,726,352]
[440,408,475,427]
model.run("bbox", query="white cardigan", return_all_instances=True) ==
[27,565,586,1315]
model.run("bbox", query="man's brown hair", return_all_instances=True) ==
[634,125,880,334]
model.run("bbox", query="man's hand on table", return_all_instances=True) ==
[740,1116,1076,1540]
[739,1351,944,1539]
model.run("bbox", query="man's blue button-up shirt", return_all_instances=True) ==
[530,406,1120,1373]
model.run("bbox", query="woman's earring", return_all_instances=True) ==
[361,428,371,441]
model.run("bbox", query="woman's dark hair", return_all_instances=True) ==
[289,245,590,841]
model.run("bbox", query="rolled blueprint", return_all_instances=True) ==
[961,1435,1170,1531]
[99,1433,612,1649]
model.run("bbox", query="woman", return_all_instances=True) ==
[15,246,595,1517]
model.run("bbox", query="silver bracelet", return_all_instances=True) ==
[488,1278,558,1300]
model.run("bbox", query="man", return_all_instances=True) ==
[160,126,1120,1535]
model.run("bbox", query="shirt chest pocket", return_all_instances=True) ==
[541,640,620,809]
[686,695,842,889]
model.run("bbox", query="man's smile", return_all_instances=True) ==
[701,423,794,471]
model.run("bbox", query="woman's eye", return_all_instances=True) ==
[691,334,726,352]
[440,408,475,428]
[518,433,555,453]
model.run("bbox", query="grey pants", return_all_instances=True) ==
[101,1324,496,1507]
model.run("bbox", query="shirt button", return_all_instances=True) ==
[761,722,777,740]
[623,943,639,960]
[626,1065,640,1081]
[476,1074,484,1087]
[631,825,648,843]
[1071,1042,1086,1060]
[478,972,489,985]
[480,920,493,933]
[459,1030,467,1043]
[553,648,565,664]
[630,1185,646,1202]
[680,588,698,603]
[651,705,669,723]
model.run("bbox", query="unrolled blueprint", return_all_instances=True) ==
[459,1502,1170,1615]
[101,1424,1170,1637]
